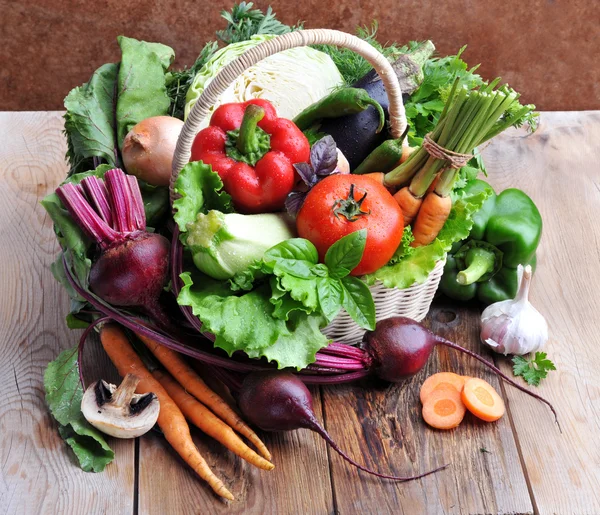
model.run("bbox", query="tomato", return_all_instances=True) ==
[296,175,404,276]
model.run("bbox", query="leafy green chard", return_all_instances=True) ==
[44,347,114,472]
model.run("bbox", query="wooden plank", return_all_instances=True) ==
[482,111,600,514]
[321,302,533,514]
[0,112,135,515]
[137,385,334,514]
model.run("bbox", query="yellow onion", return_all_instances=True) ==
[122,116,184,186]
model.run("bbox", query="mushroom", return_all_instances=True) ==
[81,374,160,438]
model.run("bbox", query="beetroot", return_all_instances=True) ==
[57,169,171,328]
[238,370,447,481]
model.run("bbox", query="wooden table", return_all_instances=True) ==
[1,111,599,514]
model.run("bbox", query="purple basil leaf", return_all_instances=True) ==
[285,191,307,217]
[311,135,338,176]
[293,162,317,187]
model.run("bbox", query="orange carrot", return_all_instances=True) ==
[393,186,422,226]
[136,332,271,461]
[100,324,234,501]
[411,192,452,247]
[461,378,505,422]
[419,372,466,404]
[422,385,466,430]
[363,172,385,185]
[152,368,274,471]
[426,174,441,194]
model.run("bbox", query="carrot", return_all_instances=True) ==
[393,186,422,226]
[426,174,441,194]
[363,172,385,185]
[411,192,452,247]
[461,377,505,422]
[136,332,271,461]
[152,368,274,471]
[99,324,234,501]
[422,385,466,430]
[419,372,466,404]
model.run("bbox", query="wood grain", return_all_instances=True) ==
[321,303,533,514]
[482,111,600,514]
[137,385,333,514]
[0,112,135,515]
[1,111,600,514]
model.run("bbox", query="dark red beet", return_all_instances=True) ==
[238,370,447,481]
[364,317,434,382]
[90,231,170,323]
[57,169,172,330]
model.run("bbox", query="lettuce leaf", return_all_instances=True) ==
[172,161,233,232]
[116,37,175,148]
[178,272,328,369]
[44,347,114,472]
[365,189,489,289]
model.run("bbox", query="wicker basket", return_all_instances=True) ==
[171,29,445,344]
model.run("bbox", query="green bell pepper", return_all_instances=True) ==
[440,179,542,305]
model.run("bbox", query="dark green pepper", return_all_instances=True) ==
[353,138,404,175]
[293,88,385,133]
[440,179,542,305]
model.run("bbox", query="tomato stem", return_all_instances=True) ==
[332,183,371,222]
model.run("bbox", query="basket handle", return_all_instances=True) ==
[171,29,407,188]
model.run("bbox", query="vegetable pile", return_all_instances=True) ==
[40,2,558,501]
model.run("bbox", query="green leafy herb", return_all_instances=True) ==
[314,23,408,85]
[166,41,219,120]
[63,63,119,175]
[324,229,367,279]
[115,36,175,149]
[44,347,114,472]
[216,2,297,45]
[512,352,556,386]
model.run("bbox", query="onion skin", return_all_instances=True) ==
[122,116,184,186]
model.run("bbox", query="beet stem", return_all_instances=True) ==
[308,417,448,481]
[300,370,371,384]
[313,355,366,370]
[81,177,113,227]
[126,175,146,231]
[105,169,138,233]
[57,183,119,248]
[435,336,561,431]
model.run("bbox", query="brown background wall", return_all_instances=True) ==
[0,0,598,112]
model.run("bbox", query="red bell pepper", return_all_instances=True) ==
[190,99,310,213]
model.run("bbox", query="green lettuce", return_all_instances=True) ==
[44,347,114,472]
[178,272,328,369]
[365,188,489,289]
[172,161,233,232]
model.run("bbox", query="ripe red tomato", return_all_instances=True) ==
[297,175,404,276]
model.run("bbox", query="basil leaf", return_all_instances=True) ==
[341,276,376,330]
[293,162,316,186]
[324,229,367,279]
[310,135,338,176]
[264,238,319,264]
[317,277,344,322]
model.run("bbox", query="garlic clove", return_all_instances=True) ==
[480,265,548,356]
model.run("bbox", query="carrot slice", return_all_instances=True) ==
[419,373,466,404]
[422,386,466,430]
[461,378,505,422]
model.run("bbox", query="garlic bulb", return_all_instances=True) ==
[480,264,548,355]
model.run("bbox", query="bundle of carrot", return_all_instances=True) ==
[99,323,274,501]
[383,79,535,246]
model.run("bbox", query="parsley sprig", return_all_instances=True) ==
[512,352,556,386]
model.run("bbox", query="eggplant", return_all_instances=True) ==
[320,41,435,170]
